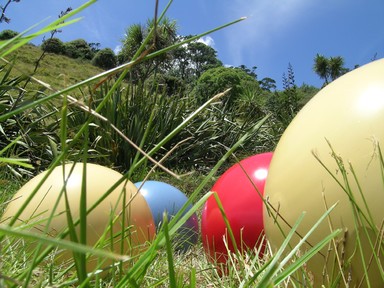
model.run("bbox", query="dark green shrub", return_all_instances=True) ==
[193,66,259,108]
[148,74,186,96]
[41,37,65,54]
[72,81,186,172]
[63,39,94,60]
[0,29,18,40]
[0,64,59,177]
[91,48,116,70]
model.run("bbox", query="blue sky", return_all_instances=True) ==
[4,0,384,89]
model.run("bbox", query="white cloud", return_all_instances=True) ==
[114,45,122,54]
[223,0,317,64]
[197,36,215,47]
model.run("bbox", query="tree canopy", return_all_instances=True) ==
[193,66,260,108]
[92,48,117,70]
[117,17,178,83]
[313,54,349,86]
[169,38,222,82]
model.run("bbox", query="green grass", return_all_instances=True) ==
[5,43,104,93]
[0,0,375,287]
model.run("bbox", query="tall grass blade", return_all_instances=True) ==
[0,157,33,169]
[0,14,245,122]
[212,191,240,255]
[274,230,341,286]
[0,136,34,169]
[162,213,177,288]
[0,224,128,261]
[0,0,96,57]
[256,212,307,287]
[116,116,269,286]
[256,203,339,287]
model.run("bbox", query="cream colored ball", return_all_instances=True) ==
[2,163,156,273]
[264,59,384,287]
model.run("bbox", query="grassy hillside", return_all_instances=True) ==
[3,43,105,93]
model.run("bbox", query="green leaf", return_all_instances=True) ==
[0,224,129,262]
[0,157,33,169]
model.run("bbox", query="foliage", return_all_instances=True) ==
[259,77,277,91]
[41,37,65,54]
[88,42,100,53]
[236,64,258,79]
[0,29,18,40]
[63,38,95,60]
[91,47,117,70]
[147,73,187,96]
[0,63,58,177]
[118,23,143,64]
[0,1,340,287]
[169,37,223,83]
[193,66,259,108]
[313,53,349,86]
[168,104,272,173]
[118,17,178,83]
[233,85,267,123]
[281,62,299,119]
[296,83,319,106]
[80,80,187,173]
[263,64,306,141]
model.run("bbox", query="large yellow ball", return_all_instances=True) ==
[264,59,384,287]
[2,163,156,273]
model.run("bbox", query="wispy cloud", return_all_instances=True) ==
[223,0,316,64]
[114,45,122,54]
[197,36,215,47]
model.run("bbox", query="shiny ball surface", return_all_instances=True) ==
[264,59,384,287]
[2,163,155,272]
[201,152,273,264]
[135,180,199,251]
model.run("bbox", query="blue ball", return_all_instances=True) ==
[134,180,199,251]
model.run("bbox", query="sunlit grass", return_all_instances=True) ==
[1,0,376,287]
[6,44,104,92]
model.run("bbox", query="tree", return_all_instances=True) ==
[193,66,259,108]
[148,74,186,96]
[118,17,178,83]
[89,42,101,53]
[328,56,348,80]
[41,37,65,54]
[266,63,301,129]
[313,54,329,85]
[259,77,276,91]
[236,64,257,79]
[282,63,299,119]
[92,48,117,70]
[313,54,348,86]
[118,23,143,64]
[169,37,222,83]
[0,29,18,39]
[63,39,94,60]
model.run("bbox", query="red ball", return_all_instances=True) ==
[201,152,273,264]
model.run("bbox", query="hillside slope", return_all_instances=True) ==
[3,44,105,92]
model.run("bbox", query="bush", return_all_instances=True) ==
[41,37,65,54]
[91,48,117,70]
[63,39,94,60]
[0,29,18,40]
[193,66,260,111]
[148,74,186,96]
[0,63,58,177]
